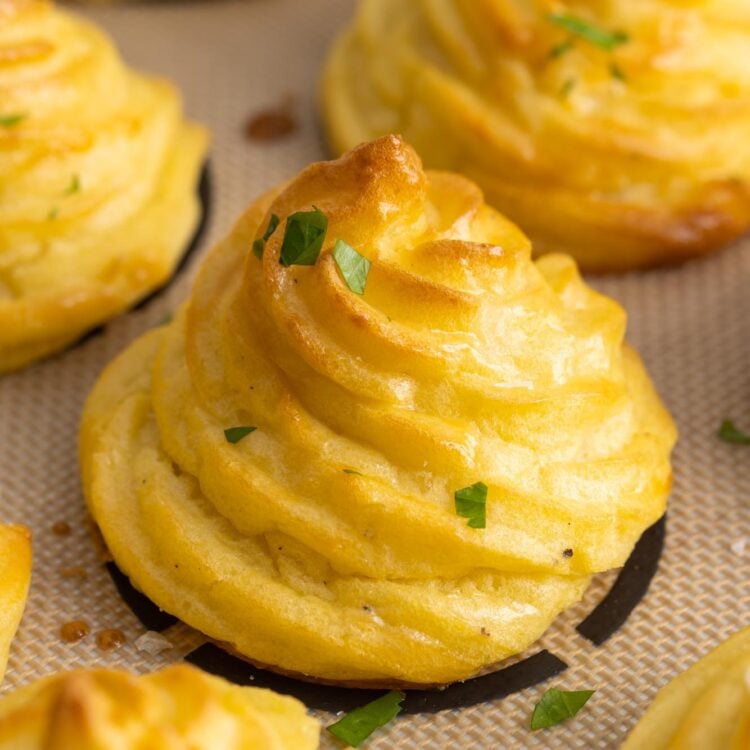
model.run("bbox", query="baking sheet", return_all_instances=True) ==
[0,1,748,747]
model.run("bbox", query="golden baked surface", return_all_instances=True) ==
[0,664,320,749]
[0,525,31,685]
[0,0,208,373]
[322,0,750,271]
[623,626,750,749]
[81,136,676,686]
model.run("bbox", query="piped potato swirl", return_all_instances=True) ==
[0,664,319,749]
[0,0,208,373]
[323,0,750,271]
[0,525,31,685]
[623,627,750,749]
[81,136,676,686]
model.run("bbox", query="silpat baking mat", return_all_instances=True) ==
[0,1,748,748]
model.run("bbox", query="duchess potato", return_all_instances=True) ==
[623,626,750,749]
[0,0,208,373]
[0,664,319,749]
[81,136,676,686]
[0,525,31,685]
[322,0,750,271]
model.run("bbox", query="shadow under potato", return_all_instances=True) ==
[105,514,666,713]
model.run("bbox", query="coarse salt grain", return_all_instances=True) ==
[134,631,173,656]
[730,537,747,556]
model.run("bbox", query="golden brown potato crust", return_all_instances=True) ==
[322,0,750,271]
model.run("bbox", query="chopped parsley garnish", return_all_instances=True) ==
[560,78,576,97]
[253,213,280,259]
[610,62,627,81]
[0,113,26,128]
[224,426,257,444]
[279,207,328,266]
[548,13,629,51]
[47,207,59,221]
[718,419,750,445]
[333,239,371,295]
[454,482,488,529]
[343,468,363,476]
[550,40,573,58]
[64,174,81,196]
[530,688,595,730]
[327,691,404,747]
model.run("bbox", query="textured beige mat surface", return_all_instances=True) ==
[0,1,748,748]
